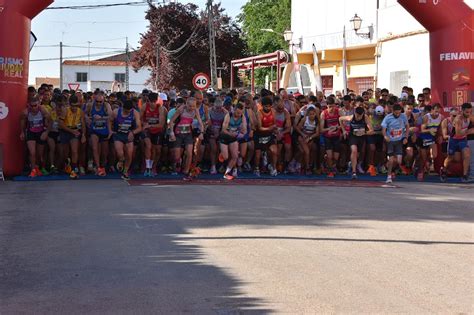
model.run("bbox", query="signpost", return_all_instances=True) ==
[68,83,80,91]
[192,73,210,91]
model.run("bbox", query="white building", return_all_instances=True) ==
[285,0,430,96]
[62,53,152,92]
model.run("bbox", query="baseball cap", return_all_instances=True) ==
[169,89,177,101]
[375,105,385,115]
[159,92,168,101]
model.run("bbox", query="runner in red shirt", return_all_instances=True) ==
[320,96,342,178]
[141,92,167,177]
[254,96,278,177]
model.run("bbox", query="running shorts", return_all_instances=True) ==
[26,130,46,145]
[387,140,404,157]
[448,138,468,156]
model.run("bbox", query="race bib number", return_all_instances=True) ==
[390,128,403,138]
[423,138,435,146]
[258,135,272,144]
[94,120,106,129]
[52,121,59,131]
[353,128,366,136]
[148,118,158,125]
[119,123,131,133]
[177,125,191,134]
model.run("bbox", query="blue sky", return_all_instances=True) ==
[29,0,247,84]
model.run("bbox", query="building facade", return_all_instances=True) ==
[285,0,431,96]
[35,77,60,89]
[62,53,152,92]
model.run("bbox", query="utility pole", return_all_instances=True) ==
[59,41,63,90]
[125,37,130,91]
[207,0,217,89]
[87,41,91,90]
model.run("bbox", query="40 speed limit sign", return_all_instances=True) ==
[192,73,211,91]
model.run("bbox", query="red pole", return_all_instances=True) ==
[230,62,234,90]
[276,51,281,91]
[251,60,255,94]
[0,0,54,176]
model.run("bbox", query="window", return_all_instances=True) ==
[76,72,87,82]
[115,73,126,83]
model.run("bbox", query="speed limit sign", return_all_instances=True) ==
[192,73,211,91]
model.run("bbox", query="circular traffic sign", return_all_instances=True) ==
[192,73,210,91]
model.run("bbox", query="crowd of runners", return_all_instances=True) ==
[22,84,474,183]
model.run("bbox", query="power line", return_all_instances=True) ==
[45,1,153,10]
[67,45,125,49]
[161,23,201,55]
[49,20,144,24]
[35,45,124,49]
[31,50,125,62]
[39,37,129,46]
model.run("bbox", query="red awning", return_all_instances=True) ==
[230,51,289,93]
[231,51,289,70]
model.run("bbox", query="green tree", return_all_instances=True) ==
[238,0,291,54]
[237,0,291,87]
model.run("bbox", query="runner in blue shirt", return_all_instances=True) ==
[381,103,410,183]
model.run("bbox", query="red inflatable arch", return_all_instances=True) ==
[0,0,53,176]
[398,0,473,107]
[398,0,473,175]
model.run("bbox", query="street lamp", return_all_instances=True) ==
[283,29,293,42]
[350,14,373,39]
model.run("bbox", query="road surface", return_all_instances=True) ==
[1,180,473,314]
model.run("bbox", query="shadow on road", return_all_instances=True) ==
[1,181,473,313]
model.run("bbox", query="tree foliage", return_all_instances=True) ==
[133,2,247,90]
[237,0,291,87]
[238,0,291,55]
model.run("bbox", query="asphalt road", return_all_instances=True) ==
[1,180,473,314]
